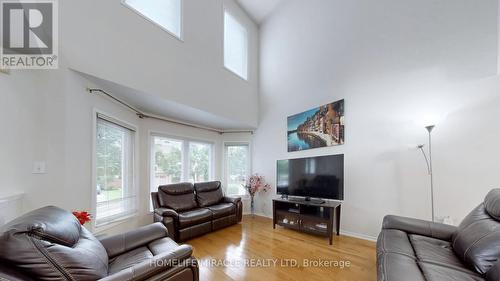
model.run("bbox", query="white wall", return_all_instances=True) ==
[0,63,242,235]
[253,0,500,239]
[0,0,256,235]
[60,0,259,128]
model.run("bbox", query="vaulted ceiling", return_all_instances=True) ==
[236,0,285,24]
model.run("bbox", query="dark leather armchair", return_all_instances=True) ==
[377,189,500,281]
[0,206,199,281]
[152,181,243,242]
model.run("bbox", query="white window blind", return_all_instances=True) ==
[123,0,182,39]
[224,143,250,196]
[224,11,248,80]
[95,117,136,226]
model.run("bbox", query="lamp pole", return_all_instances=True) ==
[426,125,435,222]
[418,125,435,222]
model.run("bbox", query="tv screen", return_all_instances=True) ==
[277,154,344,200]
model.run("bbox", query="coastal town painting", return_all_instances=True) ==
[287,99,345,152]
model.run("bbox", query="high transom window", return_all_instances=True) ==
[123,0,182,39]
[224,10,248,80]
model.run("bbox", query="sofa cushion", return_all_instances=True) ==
[0,206,108,280]
[418,261,485,281]
[452,189,500,275]
[109,247,153,275]
[194,181,223,207]
[148,237,180,256]
[409,234,469,272]
[178,208,213,228]
[377,252,425,281]
[206,203,236,219]
[377,229,416,258]
[158,183,197,212]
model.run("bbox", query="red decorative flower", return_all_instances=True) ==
[72,211,92,225]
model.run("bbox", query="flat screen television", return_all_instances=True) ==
[277,154,344,201]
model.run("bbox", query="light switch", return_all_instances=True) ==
[32,161,47,174]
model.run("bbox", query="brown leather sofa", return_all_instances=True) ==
[0,206,199,281]
[151,181,242,242]
[377,189,500,281]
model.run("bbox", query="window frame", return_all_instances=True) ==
[121,0,184,41]
[223,141,251,198]
[223,7,249,81]
[149,132,215,209]
[92,111,139,231]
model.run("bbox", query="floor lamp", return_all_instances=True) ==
[417,125,435,222]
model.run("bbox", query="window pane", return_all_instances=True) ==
[189,142,212,183]
[124,0,182,38]
[224,11,248,80]
[225,144,249,196]
[152,137,183,188]
[96,118,135,225]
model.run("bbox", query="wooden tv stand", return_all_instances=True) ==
[272,198,341,245]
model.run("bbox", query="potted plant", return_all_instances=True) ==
[243,174,271,217]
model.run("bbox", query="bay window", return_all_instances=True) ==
[150,135,214,209]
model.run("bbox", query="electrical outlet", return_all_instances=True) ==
[436,215,454,225]
[32,161,47,174]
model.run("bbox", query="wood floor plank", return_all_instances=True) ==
[187,215,377,281]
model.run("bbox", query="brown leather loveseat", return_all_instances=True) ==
[377,189,500,281]
[0,206,199,281]
[152,181,243,242]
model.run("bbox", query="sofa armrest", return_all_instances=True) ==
[151,192,161,210]
[223,196,241,205]
[98,245,197,281]
[155,208,179,219]
[224,196,242,223]
[99,222,168,258]
[382,215,457,241]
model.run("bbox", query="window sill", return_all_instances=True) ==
[93,212,138,234]
[223,65,248,82]
[227,194,250,200]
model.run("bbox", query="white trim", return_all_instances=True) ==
[96,113,136,132]
[222,5,249,81]
[91,109,139,231]
[121,0,184,42]
[150,131,217,149]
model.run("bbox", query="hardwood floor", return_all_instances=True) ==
[188,215,377,281]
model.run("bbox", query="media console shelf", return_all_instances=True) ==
[272,198,341,245]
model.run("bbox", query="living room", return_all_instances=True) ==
[1,0,500,280]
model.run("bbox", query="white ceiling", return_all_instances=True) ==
[237,0,285,24]
[75,70,255,131]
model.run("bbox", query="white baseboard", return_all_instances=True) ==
[340,230,377,242]
[243,211,272,218]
